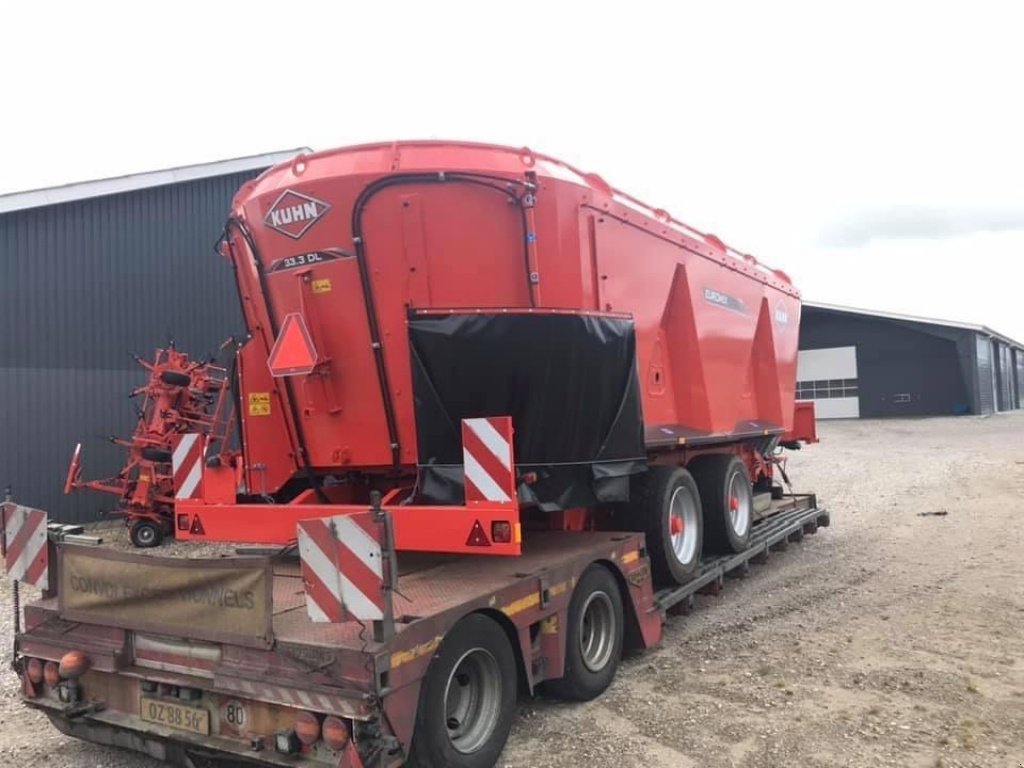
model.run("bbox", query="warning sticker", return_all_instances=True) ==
[312,278,332,294]
[248,392,271,416]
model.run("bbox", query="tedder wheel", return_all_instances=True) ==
[690,454,753,554]
[407,613,517,768]
[542,564,624,702]
[630,466,704,586]
[129,519,164,548]
[140,446,173,463]
[160,370,192,388]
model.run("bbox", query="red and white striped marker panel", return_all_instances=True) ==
[297,512,386,623]
[1,502,48,588]
[462,416,516,504]
[172,433,204,500]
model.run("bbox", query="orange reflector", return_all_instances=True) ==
[267,312,319,377]
[59,650,90,679]
[43,661,60,687]
[465,520,491,547]
[26,658,43,684]
[294,711,321,746]
[491,521,512,543]
[322,716,350,751]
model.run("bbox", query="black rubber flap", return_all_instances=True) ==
[409,312,646,510]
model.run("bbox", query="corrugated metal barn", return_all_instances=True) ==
[798,302,1024,419]
[0,150,303,523]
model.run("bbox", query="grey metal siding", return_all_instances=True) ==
[995,341,1013,411]
[1015,348,1024,409]
[975,336,995,415]
[0,171,258,523]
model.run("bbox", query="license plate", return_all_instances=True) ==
[140,697,211,735]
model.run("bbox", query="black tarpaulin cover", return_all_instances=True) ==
[409,312,646,510]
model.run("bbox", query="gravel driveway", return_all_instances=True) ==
[2,414,1022,767]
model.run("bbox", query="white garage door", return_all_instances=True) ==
[796,347,860,419]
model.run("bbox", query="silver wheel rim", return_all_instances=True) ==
[444,648,502,754]
[579,591,616,672]
[135,524,157,545]
[727,471,752,538]
[668,486,700,565]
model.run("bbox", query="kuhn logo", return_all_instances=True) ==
[264,190,330,240]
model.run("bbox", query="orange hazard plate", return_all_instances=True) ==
[140,697,211,735]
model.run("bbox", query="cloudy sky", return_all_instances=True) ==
[4,1,1023,340]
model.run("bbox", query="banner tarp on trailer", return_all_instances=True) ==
[409,312,646,510]
[58,546,273,648]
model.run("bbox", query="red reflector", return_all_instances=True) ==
[294,711,321,746]
[267,312,319,377]
[465,520,491,547]
[190,515,206,535]
[322,716,351,750]
[491,521,512,543]
[59,650,90,679]
[26,658,43,684]
[43,661,60,687]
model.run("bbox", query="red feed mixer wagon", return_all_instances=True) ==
[5,141,825,768]
[135,139,817,586]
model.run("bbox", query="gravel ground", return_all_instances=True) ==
[2,414,1023,767]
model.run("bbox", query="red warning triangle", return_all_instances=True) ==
[190,515,206,535]
[267,312,319,377]
[466,519,491,547]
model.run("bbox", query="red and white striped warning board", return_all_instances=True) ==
[462,416,516,504]
[1,502,49,588]
[297,512,387,623]
[172,433,204,500]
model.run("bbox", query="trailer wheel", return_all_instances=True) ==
[140,447,172,464]
[690,454,753,554]
[129,519,164,548]
[407,613,517,768]
[630,466,703,586]
[543,564,624,701]
[159,370,192,387]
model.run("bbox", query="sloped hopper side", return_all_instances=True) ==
[409,312,646,511]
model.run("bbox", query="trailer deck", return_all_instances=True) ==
[656,493,829,614]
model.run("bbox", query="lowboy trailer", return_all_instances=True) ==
[6,493,827,768]
[2,140,828,767]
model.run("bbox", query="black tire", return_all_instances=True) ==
[407,613,517,768]
[543,564,624,702]
[129,519,163,548]
[629,466,704,586]
[140,447,173,464]
[160,370,192,387]
[689,454,753,554]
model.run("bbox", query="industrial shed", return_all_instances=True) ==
[0,150,303,522]
[798,302,1023,419]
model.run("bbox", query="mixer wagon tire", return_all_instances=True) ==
[690,454,753,554]
[631,466,703,586]
[129,519,164,548]
[140,447,173,464]
[407,613,517,768]
[160,370,192,387]
[543,564,624,702]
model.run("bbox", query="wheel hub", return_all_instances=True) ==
[668,486,699,565]
[579,591,616,672]
[444,648,502,754]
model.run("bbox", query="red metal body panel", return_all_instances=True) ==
[225,141,802,496]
